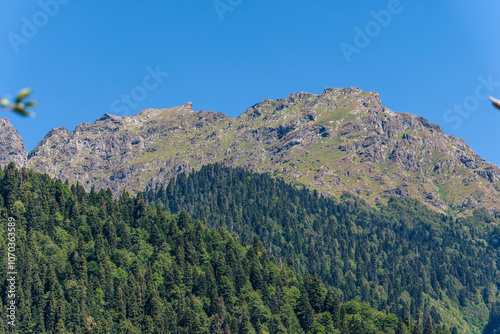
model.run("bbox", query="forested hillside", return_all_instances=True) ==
[147,163,500,333]
[0,162,436,333]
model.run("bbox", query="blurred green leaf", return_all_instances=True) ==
[1,88,37,117]
[15,88,32,103]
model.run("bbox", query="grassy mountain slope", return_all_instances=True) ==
[26,88,500,215]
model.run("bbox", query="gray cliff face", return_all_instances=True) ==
[27,102,227,193]
[0,118,27,169]
[22,88,500,215]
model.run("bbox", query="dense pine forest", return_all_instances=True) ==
[0,162,450,333]
[146,163,500,333]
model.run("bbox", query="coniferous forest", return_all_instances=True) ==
[0,162,497,333]
[0,163,419,333]
[146,163,500,333]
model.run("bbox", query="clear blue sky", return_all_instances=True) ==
[2,0,500,165]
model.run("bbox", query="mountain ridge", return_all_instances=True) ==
[2,87,499,215]
[0,117,27,169]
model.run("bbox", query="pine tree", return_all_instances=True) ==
[396,319,406,334]
[104,219,117,250]
[239,307,256,334]
[144,264,163,318]
[424,314,434,334]
[178,209,191,229]
[324,288,341,328]
[116,283,127,321]
[149,224,162,248]
[2,162,20,209]
[342,320,350,334]
[296,284,314,332]
[309,273,326,312]
[73,233,88,281]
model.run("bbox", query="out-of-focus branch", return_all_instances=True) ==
[490,96,500,110]
[0,88,37,117]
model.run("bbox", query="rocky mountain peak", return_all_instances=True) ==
[134,102,194,121]
[95,113,122,124]
[11,87,500,215]
[0,117,27,169]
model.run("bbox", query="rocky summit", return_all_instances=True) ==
[4,87,499,215]
[0,117,27,169]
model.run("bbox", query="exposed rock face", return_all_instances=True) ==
[0,118,27,168]
[26,89,500,215]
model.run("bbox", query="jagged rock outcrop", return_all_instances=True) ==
[0,118,27,168]
[25,88,500,215]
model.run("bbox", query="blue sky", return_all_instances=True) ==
[1,0,500,165]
